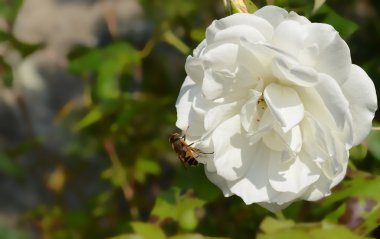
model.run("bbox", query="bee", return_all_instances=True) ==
[169,132,212,167]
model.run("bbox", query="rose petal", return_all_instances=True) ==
[202,65,254,101]
[227,142,276,204]
[314,73,350,130]
[204,100,243,131]
[202,42,239,71]
[193,39,206,57]
[185,56,204,83]
[301,115,349,185]
[301,115,335,164]
[268,153,320,193]
[240,89,262,132]
[206,13,274,42]
[305,23,351,84]
[341,64,377,145]
[254,5,309,28]
[212,115,252,181]
[264,83,304,132]
[283,125,302,153]
[175,76,197,130]
[273,20,307,57]
[272,55,319,87]
[212,24,265,44]
[262,129,286,152]
[302,175,331,201]
[247,109,275,145]
[263,125,302,154]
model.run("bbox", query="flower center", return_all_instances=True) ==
[256,96,267,122]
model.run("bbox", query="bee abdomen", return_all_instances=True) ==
[184,156,198,166]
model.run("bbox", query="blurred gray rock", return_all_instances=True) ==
[0,0,144,231]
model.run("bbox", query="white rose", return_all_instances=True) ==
[175,5,377,212]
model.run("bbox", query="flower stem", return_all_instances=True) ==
[162,30,190,55]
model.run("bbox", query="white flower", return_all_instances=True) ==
[175,5,377,212]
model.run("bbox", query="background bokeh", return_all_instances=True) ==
[0,0,379,238]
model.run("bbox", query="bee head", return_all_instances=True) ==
[169,133,181,143]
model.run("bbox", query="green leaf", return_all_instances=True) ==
[259,217,295,233]
[150,187,205,228]
[11,39,44,58]
[70,42,140,74]
[309,225,371,239]
[74,101,119,130]
[349,143,368,161]
[69,48,104,74]
[134,157,161,183]
[0,0,24,23]
[313,5,358,39]
[323,171,380,205]
[139,0,200,23]
[92,191,113,217]
[178,208,198,231]
[74,106,104,130]
[64,211,89,229]
[175,166,220,202]
[322,171,380,235]
[109,234,143,239]
[0,152,23,177]
[354,206,380,236]
[69,42,140,100]
[0,58,13,87]
[169,234,228,239]
[101,165,127,187]
[131,222,167,239]
[150,188,179,222]
[0,30,10,42]
[367,130,380,160]
[258,218,370,239]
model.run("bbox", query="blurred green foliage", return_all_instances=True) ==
[0,0,380,238]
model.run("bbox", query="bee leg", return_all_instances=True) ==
[193,148,213,156]
[188,139,202,147]
[181,126,190,141]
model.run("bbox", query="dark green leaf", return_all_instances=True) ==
[0,152,23,177]
[0,30,10,42]
[313,5,358,39]
[0,0,23,23]
[0,58,13,87]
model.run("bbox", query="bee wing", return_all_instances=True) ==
[191,148,202,158]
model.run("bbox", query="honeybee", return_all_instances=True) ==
[169,132,212,167]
